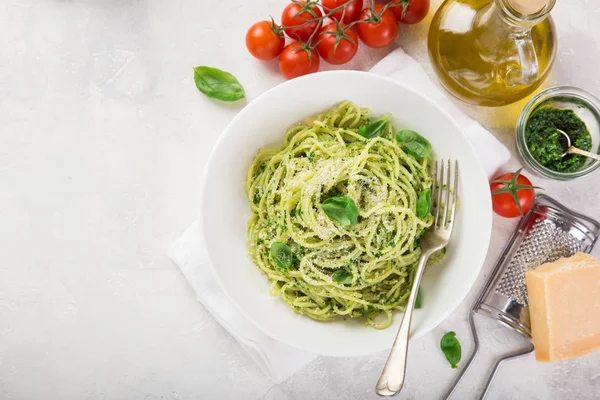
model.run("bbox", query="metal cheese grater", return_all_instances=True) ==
[445,194,600,400]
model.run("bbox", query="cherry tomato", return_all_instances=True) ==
[356,5,399,48]
[490,169,537,218]
[278,43,320,80]
[316,22,359,65]
[390,0,430,24]
[246,21,285,60]
[321,0,364,23]
[281,1,323,42]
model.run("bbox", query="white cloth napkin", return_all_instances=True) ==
[169,220,317,383]
[168,48,511,384]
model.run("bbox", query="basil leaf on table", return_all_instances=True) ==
[440,331,461,369]
[193,66,245,102]
[396,130,432,159]
[332,268,353,284]
[416,188,432,219]
[322,196,358,226]
[270,242,295,269]
[358,116,390,139]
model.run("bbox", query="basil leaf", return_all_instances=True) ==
[396,130,432,159]
[322,196,358,226]
[358,116,390,139]
[416,188,432,219]
[415,287,422,309]
[193,66,245,102]
[441,247,447,254]
[332,268,353,284]
[440,331,461,369]
[270,242,294,269]
[360,305,375,315]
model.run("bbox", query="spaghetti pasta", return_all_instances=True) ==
[245,101,440,329]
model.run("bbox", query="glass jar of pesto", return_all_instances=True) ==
[516,86,600,180]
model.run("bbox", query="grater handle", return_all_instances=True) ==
[479,345,534,399]
[443,312,535,400]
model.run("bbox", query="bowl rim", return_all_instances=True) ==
[199,70,493,356]
[516,86,600,180]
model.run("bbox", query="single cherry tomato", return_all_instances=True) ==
[390,0,430,24]
[490,168,538,218]
[321,0,364,23]
[356,5,399,48]
[281,1,323,42]
[246,21,285,60]
[316,22,359,65]
[278,43,320,80]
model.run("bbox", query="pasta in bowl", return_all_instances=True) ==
[201,71,491,356]
[246,102,444,329]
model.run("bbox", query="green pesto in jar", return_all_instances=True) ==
[525,107,593,172]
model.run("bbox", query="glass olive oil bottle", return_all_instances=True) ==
[428,0,557,106]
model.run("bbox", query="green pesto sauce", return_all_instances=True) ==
[525,108,592,173]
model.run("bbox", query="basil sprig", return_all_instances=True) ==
[270,242,294,269]
[396,130,432,159]
[416,188,432,219]
[440,331,461,369]
[332,268,353,284]
[193,66,245,102]
[322,196,358,226]
[358,115,391,139]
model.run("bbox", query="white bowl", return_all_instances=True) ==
[201,71,492,357]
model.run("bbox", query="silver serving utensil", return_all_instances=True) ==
[375,160,459,397]
[557,128,600,161]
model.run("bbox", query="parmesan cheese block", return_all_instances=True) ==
[526,252,600,362]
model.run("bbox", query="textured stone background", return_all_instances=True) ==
[1,0,599,399]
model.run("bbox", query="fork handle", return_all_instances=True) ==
[375,251,431,397]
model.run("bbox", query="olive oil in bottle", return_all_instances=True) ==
[428,0,557,106]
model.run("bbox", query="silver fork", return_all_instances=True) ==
[375,159,459,397]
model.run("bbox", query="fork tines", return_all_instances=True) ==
[432,159,459,230]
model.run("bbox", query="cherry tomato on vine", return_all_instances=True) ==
[321,0,364,23]
[281,1,323,42]
[490,168,538,218]
[390,0,430,24]
[356,5,399,48]
[316,22,359,65]
[278,43,320,80]
[246,21,285,60]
